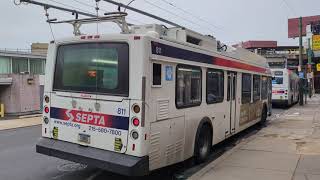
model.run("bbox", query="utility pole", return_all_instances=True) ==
[299,16,304,106]
[307,38,313,98]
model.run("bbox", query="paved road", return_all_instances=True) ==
[0,107,285,180]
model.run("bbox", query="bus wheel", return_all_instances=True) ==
[194,124,212,163]
[260,105,268,125]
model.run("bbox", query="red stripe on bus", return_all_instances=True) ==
[214,57,268,74]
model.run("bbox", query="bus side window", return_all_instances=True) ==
[253,75,261,102]
[176,64,202,108]
[261,76,268,100]
[241,73,252,104]
[206,69,224,104]
[152,63,162,86]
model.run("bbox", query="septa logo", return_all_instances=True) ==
[65,109,111,127]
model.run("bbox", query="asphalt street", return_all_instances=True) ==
[0,108,285,180]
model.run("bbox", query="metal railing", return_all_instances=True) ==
[0,48,47,57]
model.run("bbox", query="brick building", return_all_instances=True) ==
[0,44,47,115]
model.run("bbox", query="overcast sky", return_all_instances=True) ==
[1,0,320,50]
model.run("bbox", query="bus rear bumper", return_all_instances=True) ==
[36,138,149,176]
[272,99,288,105]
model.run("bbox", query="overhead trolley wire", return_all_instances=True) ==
[102,0,184,28]
[46,0,96,15]
[143,0,215,33]
[281,0,297,16]
[71,0,96,9]
[70,0,145,24]
[158,0,223,31]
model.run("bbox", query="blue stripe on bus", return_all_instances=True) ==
[151,41,214,64]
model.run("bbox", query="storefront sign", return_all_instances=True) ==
[317,63,320,71]
[313,35,320,51]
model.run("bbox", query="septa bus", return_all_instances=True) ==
[37,21,272,175]
[271,68,299,106]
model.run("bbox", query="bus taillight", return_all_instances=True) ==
[131,130,139,140]
[44,106,49,114]
[44,96,49,103]
[132,117,140,127]
[43,117,49,124]
[132,104,140,114]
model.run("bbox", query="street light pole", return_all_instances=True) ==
[307,38,313,98]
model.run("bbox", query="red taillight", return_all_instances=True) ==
[132,118,140,126]
[44,106,49,114]
[132,144,135,151]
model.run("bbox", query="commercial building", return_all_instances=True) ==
[0,43,47,116]
[237,39,320,93]
[236,40,305,71]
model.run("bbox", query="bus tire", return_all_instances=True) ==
[259,104,268,125]
[194,121,212,163]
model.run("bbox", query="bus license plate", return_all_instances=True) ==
[78,134,90,144]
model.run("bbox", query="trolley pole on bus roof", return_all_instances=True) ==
[298,16,304,106]
[19,0,96,17]
[102,0,185,29]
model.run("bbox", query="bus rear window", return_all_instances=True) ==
[272,77,283,85]
[53,43,129,96]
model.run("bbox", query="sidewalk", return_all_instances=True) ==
[0,116,41,130]
[189,95,320,180]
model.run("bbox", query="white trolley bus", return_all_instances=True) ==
[271,68,299,106]
[36,13,272,176]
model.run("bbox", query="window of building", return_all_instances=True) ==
[253,75,261,101]
[12,57,28,74]
[152,63,162,86]
[0,56,11,74]
[207,69,224,104]
[261,76,268,100]
[30,59,45,74]
[242,73,252,104]
[176,65,202,108]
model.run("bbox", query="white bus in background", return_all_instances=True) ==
[36,18,272,175]
[271,68,299,106]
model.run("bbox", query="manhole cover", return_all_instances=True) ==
[57,162,87,172]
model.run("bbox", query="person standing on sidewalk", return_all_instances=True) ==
[299,78,304,105]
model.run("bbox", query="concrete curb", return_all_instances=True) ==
[188,134,257,180]
[19,114,42,119]
[0,124,41,131]
[0,117,42,131]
